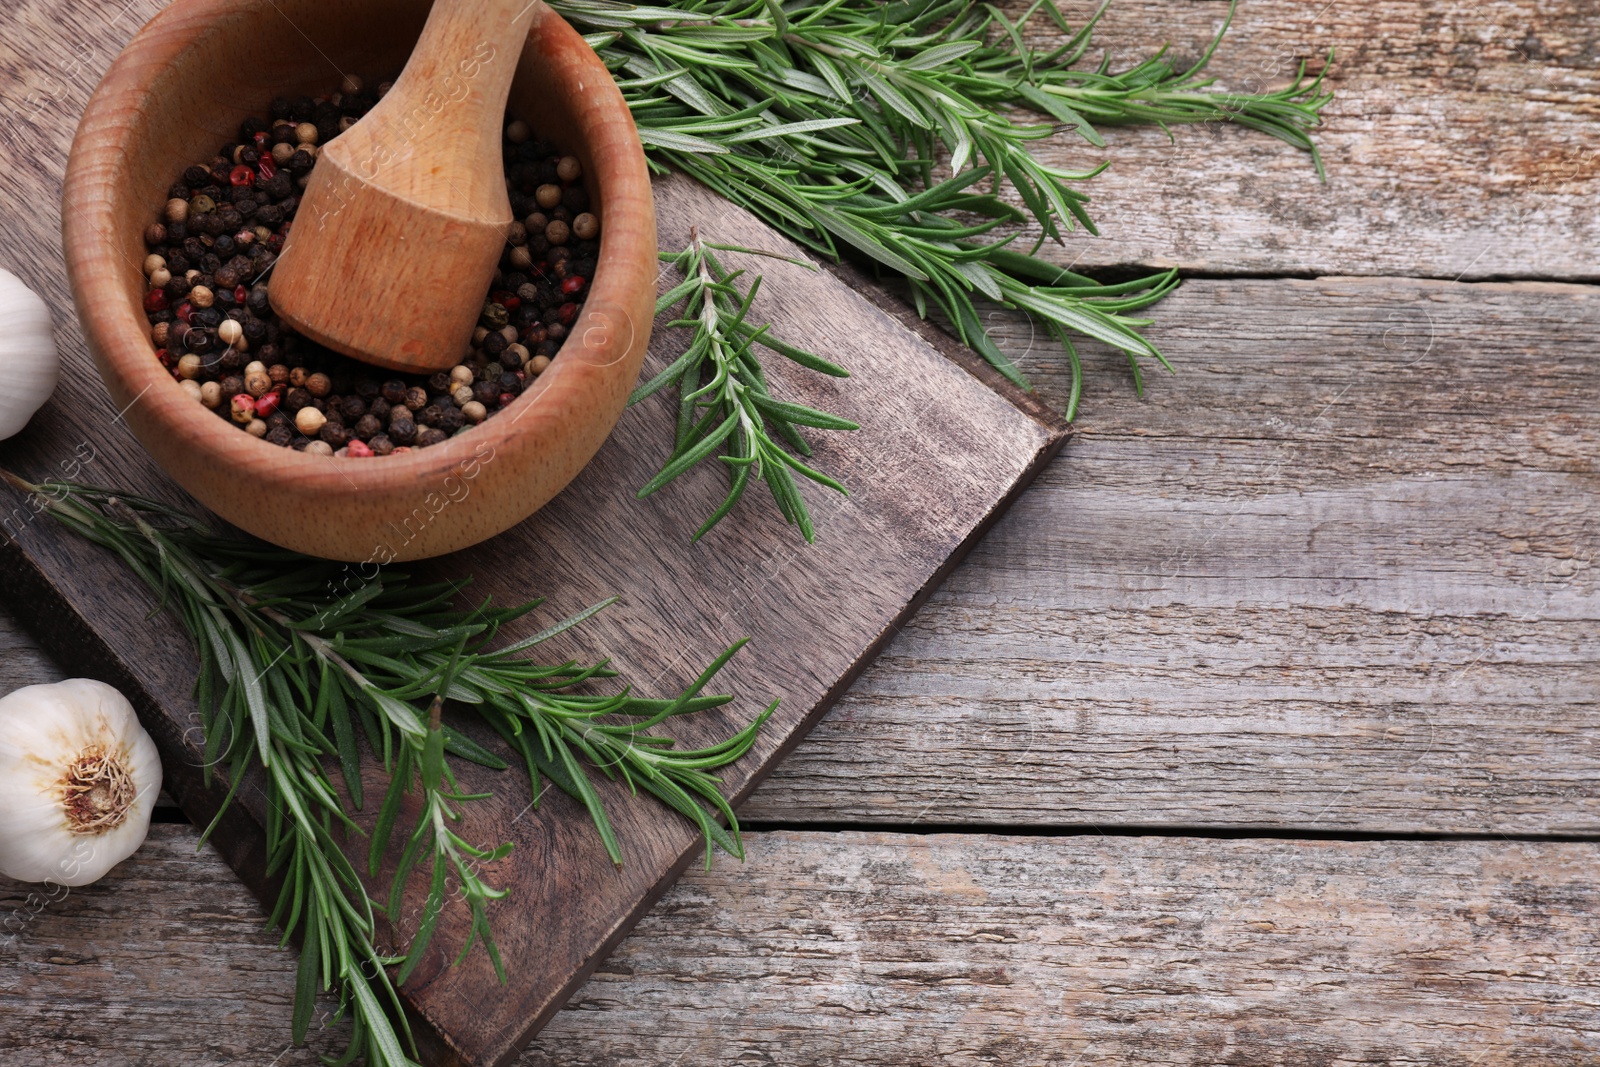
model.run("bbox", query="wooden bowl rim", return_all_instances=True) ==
[63,0,653,496]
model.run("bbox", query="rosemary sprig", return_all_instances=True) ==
[552,0,1330,412]
[2,471,774,1067]
[632,231,858,541]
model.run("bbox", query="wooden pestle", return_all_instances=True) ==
[269,0,538,374]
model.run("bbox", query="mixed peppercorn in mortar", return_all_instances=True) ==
[139,76,600,457]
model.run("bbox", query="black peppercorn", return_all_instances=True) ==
[320,423,350,448]
[353,378,379,400]
[426,372,452,394]
[341,395,366,420]
[269,97,292,120]
[286,149,316,175]
[472,380,498,406]
[416,427,448,448]
[403,386,428,411]
[389,418,416,445]
[380,380,407,405]
[415,405,440,427]
[368,434,394,456]
[368,398,390,422]
[246,287,270,313]
[355,414,382,440]
[219,374,244,396]
[482,332,507,357]
[144,223,167,246]
[435,407,465,433]
[265,425,294,447]
[284,387,312,412]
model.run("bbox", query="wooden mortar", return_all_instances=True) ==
[63,0,656,562]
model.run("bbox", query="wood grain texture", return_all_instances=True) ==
[6,824,1599,1066]
[0,2,1063,1060]
[999,0,1600,280]
[744,275,1600,834]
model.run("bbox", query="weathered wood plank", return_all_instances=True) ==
[1000,0,1600,280]
[743,275,1600,833]
[5,825,1598,1066]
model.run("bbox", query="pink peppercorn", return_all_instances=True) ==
[498,392,516,408]
[143,289,168,312]
[230,164,255,187]
[346,438,374,458]
[258,155,276,181]
[561,275,586,296]
[234,284,248,305]
[176,301,193,323]
[255,391,281,418]
[558,302,578,325]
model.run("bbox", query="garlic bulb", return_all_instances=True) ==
[0,679,162,887]
[0,267,59,440]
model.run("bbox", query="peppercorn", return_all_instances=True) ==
[345,438,373,458]
[229,394,255,424]
[472,380,498,406]
[355,414,382,440]
[306,372,332,398]
[320,422,350,448]
[572,212,599,240]
[529,355,551,374]
[449,364,475,388]
[379,379,407,405]
[244,371,271,397]
[544,220,570,246]
[200,381,223,408]
[176,353,202,380]
[480,302,509,330]
[217,319,244,347]
[416,427,447,448]
[483,331,507,357]
[389,417,417,445]
[403,385,428,411]
[295,406,326,436]
[426,371,452,394]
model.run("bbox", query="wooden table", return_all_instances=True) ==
[4,1,1598,1063]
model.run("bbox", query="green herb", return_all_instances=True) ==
[2,471,774,1067]
[552,0,1330,415]
[632,231,857,541]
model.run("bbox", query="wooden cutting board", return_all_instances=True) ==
[0,9,1066,1066]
